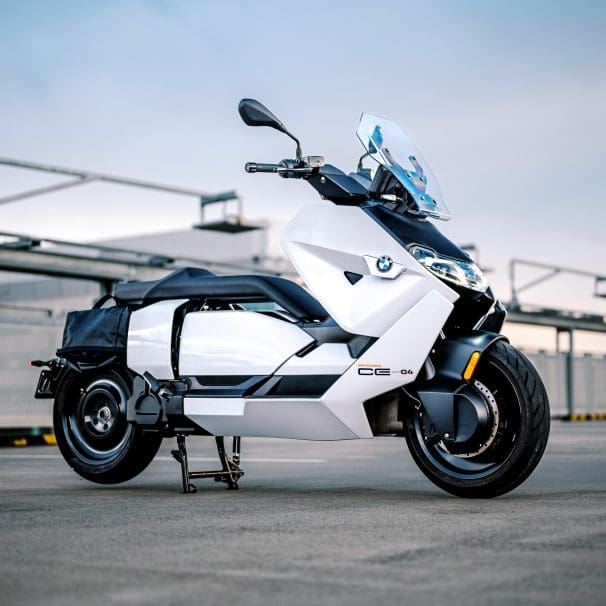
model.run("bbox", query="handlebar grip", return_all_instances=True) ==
[245,162,280,173]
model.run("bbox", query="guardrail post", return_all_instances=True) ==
[566,328,575,416]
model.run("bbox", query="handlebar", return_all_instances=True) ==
[244,160,314,178]
[243,155,370,204]
[245,162,281,173]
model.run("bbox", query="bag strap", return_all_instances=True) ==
[93,294,115,309]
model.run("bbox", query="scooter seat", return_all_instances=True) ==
[113,267,328,321]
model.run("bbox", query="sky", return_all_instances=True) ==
[1,0,606,349]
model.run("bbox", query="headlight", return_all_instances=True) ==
[410,246,488,292]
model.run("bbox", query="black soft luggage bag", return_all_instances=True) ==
[57,306,130,363]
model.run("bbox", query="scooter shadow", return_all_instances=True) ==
[79,480,536,503]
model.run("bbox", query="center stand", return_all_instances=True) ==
[171,435,244,494]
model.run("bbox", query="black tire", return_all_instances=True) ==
[53,368,162,485]
[405,341,550,498]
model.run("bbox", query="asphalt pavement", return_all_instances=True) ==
[0,422,604,606]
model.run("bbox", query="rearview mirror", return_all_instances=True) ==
[238,98,304,162]
[238,98,286,132]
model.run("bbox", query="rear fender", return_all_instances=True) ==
[33,356,121,399]
[32,359,67,399]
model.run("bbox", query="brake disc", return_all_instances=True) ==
[454,380,500,459]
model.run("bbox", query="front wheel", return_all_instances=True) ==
[405,341,550,498]
[53,369,162,484]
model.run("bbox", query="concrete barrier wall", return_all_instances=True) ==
[520,351,606,416]
[0,317,63,427]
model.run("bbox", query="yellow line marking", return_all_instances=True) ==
[565,412,606,422]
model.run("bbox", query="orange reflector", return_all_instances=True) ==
[463,352,481,380]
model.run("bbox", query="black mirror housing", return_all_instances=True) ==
[238,98,285,132]
[238,97,303,163]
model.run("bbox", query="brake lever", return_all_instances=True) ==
[277,159,315,179]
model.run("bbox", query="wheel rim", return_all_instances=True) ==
[63,376,133,464]
[413,359,523,480]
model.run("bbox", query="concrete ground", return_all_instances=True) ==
[0,422,604,606]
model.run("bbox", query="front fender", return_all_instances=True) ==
[431,330,508,382]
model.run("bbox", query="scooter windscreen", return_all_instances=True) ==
[356,113,451,221]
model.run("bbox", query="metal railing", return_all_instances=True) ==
[0,230,284,285]
[509,258,606,306]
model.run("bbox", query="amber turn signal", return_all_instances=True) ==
[463,351,481,380]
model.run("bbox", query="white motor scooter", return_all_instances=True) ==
[35,99,549,498]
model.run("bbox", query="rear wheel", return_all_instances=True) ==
[53,369,162,484]
[405,341,550,498]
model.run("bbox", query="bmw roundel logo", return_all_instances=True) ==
[376,255,393,273]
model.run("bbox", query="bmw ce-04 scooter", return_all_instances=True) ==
[34,99,550,497]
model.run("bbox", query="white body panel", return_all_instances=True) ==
[184,398,355,440]
[127,299,188,379]
[281,204,458,336]
[321,289,453,437]
[179,311,314,376]
[275,343,353,375]
[182,291,453,440]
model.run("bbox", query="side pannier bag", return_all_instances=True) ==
[57,306,130,363]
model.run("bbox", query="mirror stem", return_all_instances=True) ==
[284,130,303,163]
[357,152,370,172]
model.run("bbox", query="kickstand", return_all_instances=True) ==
[214,436,241,490]
[171,434,197,494]
[171,434,244,494]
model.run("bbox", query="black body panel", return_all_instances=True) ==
[443,286,497,333]
[362,202,470,261]
[300,318,353,344]
[307,164,369,205]
[185,375,269,397]
[142,374,339,404]
[299,318,376,358]
[477,299,507,333]
[344,271,363,285]
[251,374,340,397]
